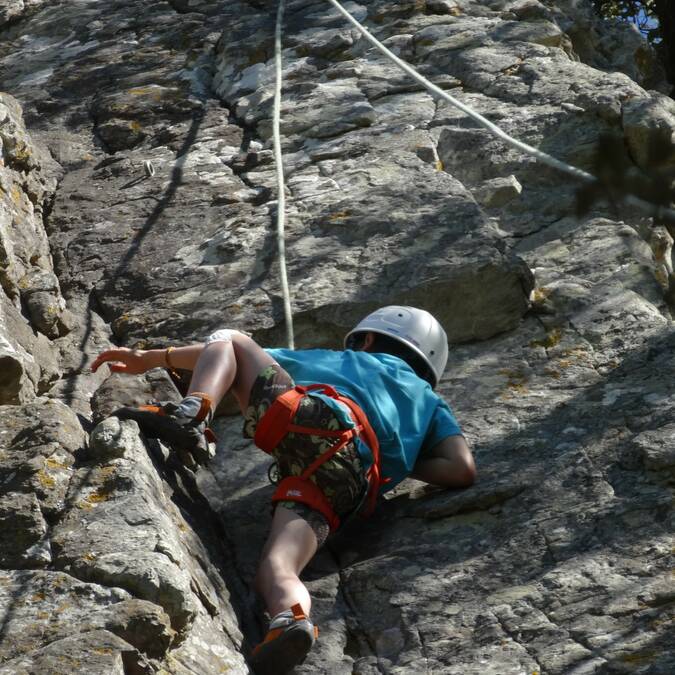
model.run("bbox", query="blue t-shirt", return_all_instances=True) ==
[265,348,462,493]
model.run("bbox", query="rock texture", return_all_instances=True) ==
[1,0,674,673]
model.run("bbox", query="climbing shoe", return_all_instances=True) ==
[250,604,318,675]
[112,392,216,470]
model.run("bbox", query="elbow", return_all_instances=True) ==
[458,457,477,488]
[453,436,476,488]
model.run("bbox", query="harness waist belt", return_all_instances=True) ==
[254,384,386,531]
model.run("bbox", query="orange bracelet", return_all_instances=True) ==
[165,346,176,370]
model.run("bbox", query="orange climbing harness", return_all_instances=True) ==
[254,384,387,531]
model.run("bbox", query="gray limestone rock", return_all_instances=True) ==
[0,569,132,663]
[90,599,175,660]
[0,398,84,516]
[0,92,63,398]
[92,85,205,153]
[0,1,46,28]
[622,91,675,169]
[0,1,22,25]
[0,93,59,299]
[0,491,50,567]
[0,629,150,675]
[19,268,69,338]
[44,414,247,672]
[88,415,138,459]
[633,424,675,474]
[0,289,59,402]
[473,174,523,207]
[90,370,181,424]
[48,295,116,418]
[548,0,667,89]
[1,0,675,672]
[53,421,200,632]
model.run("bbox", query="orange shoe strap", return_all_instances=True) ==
[139,405,164,415]
[252,605,317,656]
[188,391,214,422]
[252,627,284,655]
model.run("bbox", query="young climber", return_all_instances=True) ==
[91,305,476,675]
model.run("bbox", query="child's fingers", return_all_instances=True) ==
[91,349,129,372]
[91,357,104,372]
[91,355,111,372]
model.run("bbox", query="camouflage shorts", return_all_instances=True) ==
[243,364,366,546]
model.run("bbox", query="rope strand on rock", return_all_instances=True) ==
[273,0,295,349]
[269,0,674,345]
[324,0,675,223]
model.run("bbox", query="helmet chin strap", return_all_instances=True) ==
[362,332,375,351]
[349,332,376,352]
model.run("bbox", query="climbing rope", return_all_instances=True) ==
[270,0,675,346]
[273,0,294,349]
[324,0,675,222]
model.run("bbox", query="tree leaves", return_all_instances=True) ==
[592,1,659,42]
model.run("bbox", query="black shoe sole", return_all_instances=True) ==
[112,407,203,452]
[250,623,315,675]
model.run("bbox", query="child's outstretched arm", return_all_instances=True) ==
[91,344,205,374]
[411,435,476,488]
[91,332,278,415]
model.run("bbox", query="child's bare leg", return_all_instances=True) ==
[254,506,318,616]
[187,340,236,405]
[187,332,278,414]
[411,435,476,488]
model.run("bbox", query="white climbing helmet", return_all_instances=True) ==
[345,305,449,386]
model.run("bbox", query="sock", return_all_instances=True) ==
[268,608,297,630]
[173,394,214,426]
[267,605,313,631]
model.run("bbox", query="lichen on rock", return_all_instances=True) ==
[0,0,674,673]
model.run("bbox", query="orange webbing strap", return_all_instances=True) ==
[254,386,306,453]
[256,383,387,528]
[299,430,357,480]
[188,391,214,423]
[332,394,388,516]
[290,603,319,639]
[272,475,341,531]
[253,627,283,653]
[252,604,317,655]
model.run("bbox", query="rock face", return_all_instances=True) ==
[0,0,674,673]
[0,93,61,402]
[0,1,45,29]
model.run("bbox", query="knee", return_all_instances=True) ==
[205,328,245,345]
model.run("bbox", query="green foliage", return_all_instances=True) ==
[593,1,659,42]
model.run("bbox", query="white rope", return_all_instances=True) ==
[325,0,675,223]
[267,0,673,342]
[273,0,295,349]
